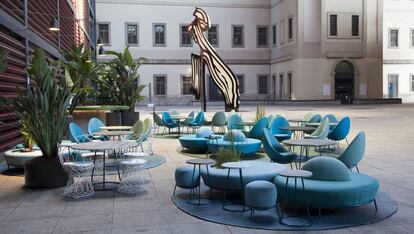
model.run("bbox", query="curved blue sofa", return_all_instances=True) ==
[273,157,379,209]
[207,130,262,155]
[200,161,286,191]
[179,127,219,152]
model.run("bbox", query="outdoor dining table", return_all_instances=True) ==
[99,126,132,131]
[279,126,316,139]
[305,122,338,127]
[282,138,337,168]
[70,141,139,190]
[288,119,307,126]
[170,114,191,135]
[94,130,132,141]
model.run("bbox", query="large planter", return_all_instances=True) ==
[121,111,140,126]
[106,112,122,126]
[25,157,68,188]
[4,149,43,167]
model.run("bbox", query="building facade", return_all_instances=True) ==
[383,0,414,102]
[96,0,383,105]
[0,0,96,151]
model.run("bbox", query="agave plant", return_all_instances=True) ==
[256,105,266,122]
[214,130,242,168]
[0,49,71,158]
[62,44,103,113]
[101,47,147,111]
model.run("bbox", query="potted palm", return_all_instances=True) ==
[103,47,147,125]
[0,49,71,188]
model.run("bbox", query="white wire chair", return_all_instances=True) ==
[117,139,152,194]
[58,146,95,198]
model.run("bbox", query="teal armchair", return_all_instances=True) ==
[337,131,365,173]
[262,129,297,168]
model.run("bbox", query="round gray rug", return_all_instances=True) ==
[145,154,167,169]
[171,189,398,231]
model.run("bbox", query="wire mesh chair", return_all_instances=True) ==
[58,146,95,198]
[117,139,152,194]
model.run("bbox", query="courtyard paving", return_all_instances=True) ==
[0,104,414,233]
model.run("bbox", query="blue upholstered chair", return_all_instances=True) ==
[323,114,338,123]
[262,129,297,168]
[189,112,204,127]
[153,112,165,134]
[227,114,244,130]
[305,118,329,139]
[270,116,292,141]
[244,117,268,139]
[300,112,314,127]
[337,132,365,172]
[88,118,109,141]
[69,122,92,143]
[267,115,274,128]
[162,112,178,133]
[211,111,227,133]
[245,180,279,218]
[328,116,351,144]
[273,156,379,210]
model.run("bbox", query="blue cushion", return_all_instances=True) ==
[175,165,200,189]
[223,130,247,142]
[196,127,213,138]
[245,180,277,209]
[207,138,262,155]
[302,157,351,181]
[179,135,210,152]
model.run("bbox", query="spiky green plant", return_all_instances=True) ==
[256,105,266,121]
[214,130,242,168]
[0,49,71,158]
[100,47,147,111]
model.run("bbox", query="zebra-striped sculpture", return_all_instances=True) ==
[188,7,240,112]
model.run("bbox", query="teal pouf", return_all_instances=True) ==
[245,180,277,216]
[175,165,200,190]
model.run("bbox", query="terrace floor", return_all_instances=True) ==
[1,104,414,233]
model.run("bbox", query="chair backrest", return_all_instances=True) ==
[169,109,180,115]
[323,114,338,123]
[184,111,195,124]
[153,112,164,126]
[143,118,153,133]
[308,114,322,123]
[69,122,90,143]
[263,128,286,153]
[310,118,329,139]
[337,131,365,169]
[88,118,105,135]
[248,117,268,139]
[227,114,244,130]
[270,116,290,135]
[302,157,351,181]
[131,120,145,135]
[300,112,314,126]
[192,112,204,125]
[212,112,227,126]
[328,116,350,141]
[267,115,274,128]
[162,112,173,124]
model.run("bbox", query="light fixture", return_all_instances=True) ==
[98,46,105,56]
[49,17,60,31]
[97,37,104,46]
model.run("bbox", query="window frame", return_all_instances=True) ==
[125,22,139,46]
[388,28,399,49]
[153,74,167,96]
[180,74,193,95]
[257,74,269,94]
[279,20,285,45]
[97,22,111,46]
[410,28,414,48]
[232,24,245,48]
[179,24,193,47]
[288,15,294,41]
[207,24,219,47]
[272,23,277,47]
[236,74,245,95]
[328,14,338,37]
[351,15,359,37]
[410,74,414,93]
[153,23,167,47]
[256,25,269,48]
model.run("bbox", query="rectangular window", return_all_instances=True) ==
[154,75,166,96]
[330,14,337,36]
[237,74,245,94]
[181,75,192,95]
[180,24,192,47]
[288,16,293,40]
[258,75,269,94]
[411,29,414,48]
[280,20,285,44]
[411,75,414,92]
[232,25,244,47]
[126,23,138,46]
[352,15,359,36]
[257,26,269,47]
[98,23,110,45]
[153,23,166,47]
[208,25,219,47]
[389,29,399,48]
[272,24,277,46]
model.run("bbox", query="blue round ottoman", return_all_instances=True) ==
[207,130,262,156]
[174,165,200,195]
[245,180,278,217]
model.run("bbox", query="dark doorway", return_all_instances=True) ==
[208,77,223,101]
[334,61,355,104]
